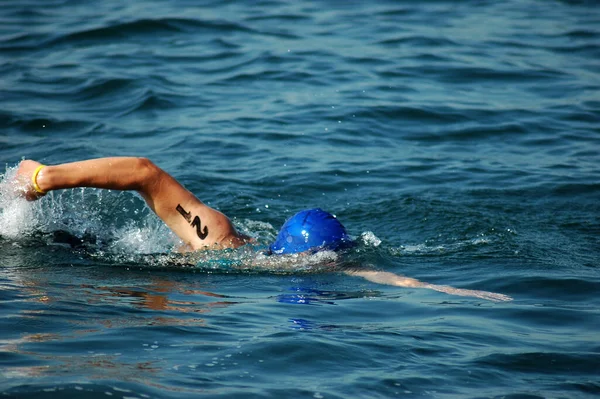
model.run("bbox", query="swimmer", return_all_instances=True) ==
[14,157,512,302]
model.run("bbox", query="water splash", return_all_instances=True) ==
[107,219,180,255]
[388,228,517,256]
[0,164,180,255]
[0,165,40,238]
[359,231,382,247]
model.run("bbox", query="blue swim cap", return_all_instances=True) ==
[269,208,353,255]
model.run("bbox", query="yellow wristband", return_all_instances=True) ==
[32,165,47,195]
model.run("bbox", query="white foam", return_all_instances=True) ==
[249,247,339,272]
[360,231,382,247]
[0,165,40,238]
[108,218,180,255]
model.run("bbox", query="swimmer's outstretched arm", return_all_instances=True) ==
[15,158,248,250]
[345,270,512,302]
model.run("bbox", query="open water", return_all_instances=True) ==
[1,1,599,398]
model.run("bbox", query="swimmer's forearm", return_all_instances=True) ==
[344,270,424,288]
[36,157,158,193]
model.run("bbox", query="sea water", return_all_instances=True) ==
[1,1,599,398]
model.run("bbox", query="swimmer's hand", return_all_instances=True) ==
[346,270,512,302]
[14,160,46,201]
[421,284,513,302]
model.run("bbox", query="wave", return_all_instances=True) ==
[350,105,471,125]
[116,89,179,116]
[0,112,89,131]
[377,35,458,48]
[46,18,254,47]
[36,17,299,53]
[0,16,297,53]
[475,351,600,375]
[245,13,311,23]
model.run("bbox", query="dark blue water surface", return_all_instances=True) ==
[1,0,600,398]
